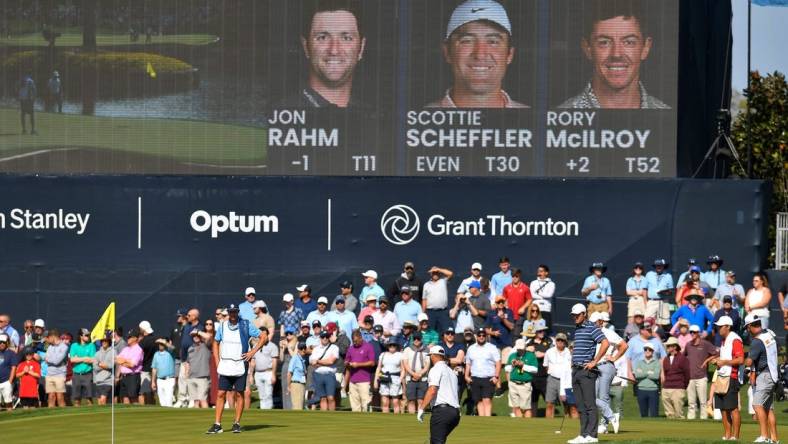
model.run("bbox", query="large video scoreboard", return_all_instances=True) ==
[0,0,678,177]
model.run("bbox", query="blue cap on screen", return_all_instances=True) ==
[446,0,512,39]
[467,280,481,290]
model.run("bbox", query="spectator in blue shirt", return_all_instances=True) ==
[671,293,714,337]
[582,262,613,316]
[278,293,304,338]
[238,287,257,322]
[485,295,514,353]
[626,319,667,363]
[287,342,308,410]
[295,285,317,316]
[702,255,726,291]
[714,271,745,310]
[330,295,359,335]
[394,287,423,325]
[151,338,176,407]
[306,297,333,326]
[645,259,674,325]
[359,270,385,305]
[490,256,513,300]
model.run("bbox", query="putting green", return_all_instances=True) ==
[0,32,219,47]
[0,107,266,169]
[0,404,776,444]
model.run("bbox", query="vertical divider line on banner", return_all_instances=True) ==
[137,196,142,250]
[327,198,332,251]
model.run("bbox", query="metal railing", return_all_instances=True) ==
[777,212,788,270]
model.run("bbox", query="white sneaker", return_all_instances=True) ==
[611,414,620,434]
[585,437,599,443]
[597,424,608,434]
[753,437,770,443]
[510,413,516,418]
[567,435,588,444]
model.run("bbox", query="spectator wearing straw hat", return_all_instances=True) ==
[506,338,538,417]
[69,327,96,406]
[660,337,689,419]
[151,337,176,407]
[93,335,115,405]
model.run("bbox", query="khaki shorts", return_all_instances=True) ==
[508,381,533,410]
[627,297,646,318]
[45,376,66,394]
[188,377,210,401]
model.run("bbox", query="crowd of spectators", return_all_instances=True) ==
[0,256,786,438]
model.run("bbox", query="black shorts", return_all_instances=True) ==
[95,385,113,399]
[118,373,141,399]
[218,373,248,393]
[470,377,495,401]
[20,397,38,408]
[406,380,428,401]
[714,378,741,411]
[71,373,93,400]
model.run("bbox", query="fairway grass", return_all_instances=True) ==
[0,107,266,169]
[0,405,774,444]
[0,32,219,47]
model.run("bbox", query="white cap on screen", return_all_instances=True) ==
[446,0,512,40]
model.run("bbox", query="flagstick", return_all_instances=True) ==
[112,333,115,444]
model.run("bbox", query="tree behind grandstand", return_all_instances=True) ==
[732,71,788,267]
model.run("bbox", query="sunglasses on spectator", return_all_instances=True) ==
[444,332,454,335]
[336,301,345,304]
[24,325,33,329]
[205,322,214,326]
[530,309,539,312]
[476,333,486,337]
[496,301,505,305]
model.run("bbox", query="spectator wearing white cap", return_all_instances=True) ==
[456,262,484,296]
[744,314,780,444]
[239,287,258,322]
[306,296,333,327]
[703,315,744,441]
[417,313,439,346]
[69,327,96,406]
[138,320,157,405]
[359,270,385,306]
[278,293,304,339]
[712,296,741,347]
[683,323,716,419]
[0,333,18,410]
[0,314,20,352]
[632,342,660,417]
[418,345,461,444]
[295,285,317,316]
[506,338,538,418]
[252,300,275,334]
[250,327,278,409]
[372,296,401,340]
[426,0,526,108]
[660,337,689,419]
[423,266,455,335]
[32,318,46,347]
[589,312,626,434]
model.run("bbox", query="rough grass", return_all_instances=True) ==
[0,33,219,47]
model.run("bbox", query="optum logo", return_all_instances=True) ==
[190,210,279,238]
[380,204,420,245]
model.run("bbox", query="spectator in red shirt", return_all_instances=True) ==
[704,316,744,441]
[16,347,41,408]
[502,268,532,326]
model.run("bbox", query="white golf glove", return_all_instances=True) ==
[417,409,425,423]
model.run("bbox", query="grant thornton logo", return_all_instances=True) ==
[380,204,421,245]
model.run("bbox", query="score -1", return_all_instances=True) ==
[566,157,590,173]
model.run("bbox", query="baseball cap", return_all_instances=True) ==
[689,265,702,273]
[412,332,423,340]
[689,325,701,333]
[428,345,445,356]
[227,304,240,312]
[555,332,568,342]
[633,310,645,317]
[300,320,310,327]
[138,321,154,334]
[514,338,527,350]
[363,315,374,325]
[467,280,481,290]
[633,262,645,269]
[589,312,603,323]
[404,261,415,269]
[34,319,45,328]
[726,270,736,276]
[373,324,384,332]
[319,331,330,338]
[444,327,455,334]
[325,322,338,333]
[175,309,187,317]
[335,295,346,303]
[687,258,697,265]
[317,296,329,305]
[282,293,295,302]
[127,328,140,339]
[400,286,411,294]
[641,319,653,329]
[296,284,311,293]
[361,270,378,280]
[340,280,353,289]
[253,300,267,309]
[79,328,91,337]
[471,262,483,271]
[714,316,733,327]
[643,342,655,350]
[417,313,429,323]
[446,0,512,39]
[722,295,733,304]
[403,320,417,328]
[312,320,322,327]
[534,320,548,331]
[677,318,689,326]
[0,334,8,343]
[378,295,390,304]
[744,313,762,327]
[245,287,256,296]
[285,327,296,335]
[570,303,586,315]
[653,258,668,267]
[475,327,486,335]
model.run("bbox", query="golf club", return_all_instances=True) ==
[555,405,567,434]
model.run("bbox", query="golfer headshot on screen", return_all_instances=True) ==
[559,3,669,109]
[427,0,527,108]
[290,0,365,108]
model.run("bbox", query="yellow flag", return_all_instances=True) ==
[146,62,157,79]
[91,302,116,342]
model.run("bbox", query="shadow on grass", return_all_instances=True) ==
[242,424,286,432]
